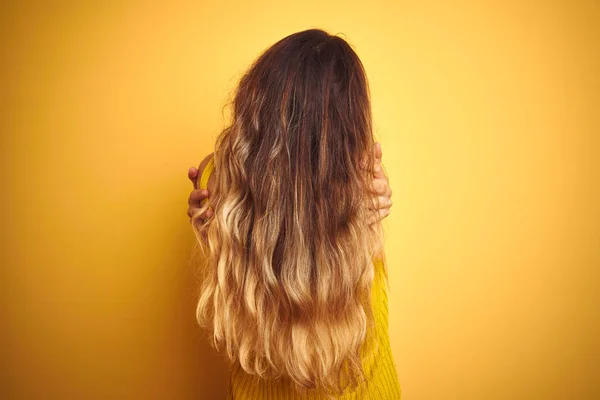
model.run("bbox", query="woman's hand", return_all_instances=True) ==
[187,166,213,224]
[366,142,393,225]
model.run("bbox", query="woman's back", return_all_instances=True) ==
[192,28,400,399]
[199,157,401,399]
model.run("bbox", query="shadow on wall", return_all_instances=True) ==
[176,232,230,399]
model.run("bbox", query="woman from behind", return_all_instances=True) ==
[192,28,401,399]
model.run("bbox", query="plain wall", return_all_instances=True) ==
[1,1,598,399]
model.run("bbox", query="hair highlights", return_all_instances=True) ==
[192,29,386,396]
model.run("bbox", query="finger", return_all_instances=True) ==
[188,189,209,205]
[188,206,214,221]
[371,179,390,195]
[189,167,199,186]
[188,205,202,219]
[378,196,392,210]
[369,180,392,201]
[379,207,391,221]
[372,143,386,180]
[367,207,391,225]
[189,168,200,190]
[373,166,386,182]
[368,195,393,211]
[374,163,389,181]
[374,142,382,165]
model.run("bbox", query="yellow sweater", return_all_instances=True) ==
[198,156,401,399]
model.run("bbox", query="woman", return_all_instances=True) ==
[186,29,399,399]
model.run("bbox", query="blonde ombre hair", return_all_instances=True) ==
[192,29,387,397]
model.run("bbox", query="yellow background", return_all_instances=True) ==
[2,1,598,399]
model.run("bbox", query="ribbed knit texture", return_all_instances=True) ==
[198,156,401,399]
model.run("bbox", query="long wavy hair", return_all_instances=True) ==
[192,29,386,396]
